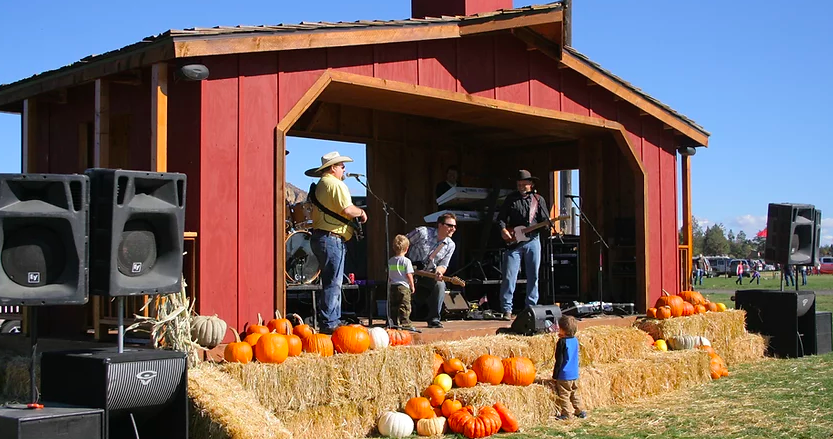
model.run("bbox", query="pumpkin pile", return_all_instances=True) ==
[382,396,519,438]
[431,353,537,389]
[646,290,727,320]
[701,345,730,379]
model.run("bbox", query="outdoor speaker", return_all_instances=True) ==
[87,169,186,297]
[764,203,821,266]
[510,305,562,335]
[0,174,88,306]
[817,312,832,355]
[0,405,105,439]
[41,348,188,439]
[735,289,816,358]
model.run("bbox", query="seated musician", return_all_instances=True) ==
[435,165,460,200]
[405,213,458,328]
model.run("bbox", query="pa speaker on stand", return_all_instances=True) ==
[764,203,821,267]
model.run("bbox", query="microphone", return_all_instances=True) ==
[565,194,580,199]
[346,173,365,178]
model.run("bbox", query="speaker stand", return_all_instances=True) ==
[568,196,610,316]
[117,297,125,353]
[29,307,39,404]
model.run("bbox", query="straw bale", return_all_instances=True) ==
[576,325,653,367]
[431,333,556,369]
[188,364,291,439]
[0,354,37,402]
[278,401,381,439]
[447,382,558,429]
[720,332,766,366]
[221,345,436,414]
[635,310,747,353]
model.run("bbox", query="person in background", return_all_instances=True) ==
[735,259,745,285]
[388,235,416,331]
[800,265,808,285]
[553,315,586,420]
[749,266,761,285]
[784,265,795,287]
[435,165,460,200]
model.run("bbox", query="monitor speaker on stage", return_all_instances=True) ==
[41,348,188,439]
[735,289,816,358]
[0,174,89,305]
[510,305,562,336]
[86,169,186,297]
[764,203,821,266]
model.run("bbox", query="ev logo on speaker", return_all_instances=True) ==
[132,262,142,273]
[27,272,40,284]
[136,370,158,386]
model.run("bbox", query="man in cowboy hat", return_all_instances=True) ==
[496,170,550,321]
[305,151,368,334]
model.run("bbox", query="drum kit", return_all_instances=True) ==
[285,202,320,285]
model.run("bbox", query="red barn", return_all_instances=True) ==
[0,0,708,336]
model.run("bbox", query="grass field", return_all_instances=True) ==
[506,353,833,439]
[700,292,833,314]
[694,273,833,292]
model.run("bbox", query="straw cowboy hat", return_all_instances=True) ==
[515,169,539,182]
[305,151,354,177]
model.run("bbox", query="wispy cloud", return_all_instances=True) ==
[725,214,767,237]
[822,218,833,246]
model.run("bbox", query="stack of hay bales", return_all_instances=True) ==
[635,309,766,365]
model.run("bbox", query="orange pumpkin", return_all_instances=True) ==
[432,353,445,376]
[443,358,465,375]
[644,332,655,347]
[246,313,269,336]
[441,398,463,417]
[472,354,504,385]
[386,328,413,346]
[448,406,474,433]
[405,397,436,420]
[243,332,263,347]
[224,328,253,364]
[266,310,293,335]
[463,406,502,438]
[705,301,719,312]
[682,301,695,317]
[646,307,658,319]
[454,368,478,388]
[303,332,334,357]
[290,314,314,340]
[656,306,672,320]
[679,290,707,306]
[655,291,685,317]
[695,304,707,314]
[501,357,536,386]
[422,384,446,407]
[493,402,519,432]
[331,325,370,354]
[285,333,303,357]
[255,333,289,364]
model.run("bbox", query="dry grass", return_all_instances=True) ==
[636,310,747,355]
[576,326,653,367]
[188,363,291,439]
[0,354,37,402]
[432,333,557,369]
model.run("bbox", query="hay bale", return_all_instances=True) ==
[221,345,436,414]
[635,310,747,353]
[188,364,291,439]
[431,333,556,369]
[721,332,766,366]
[0,354,37,403]
[278,401,381,439]
[447,349,710,429]
[577,325,653,367]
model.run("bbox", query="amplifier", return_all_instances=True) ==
[41,348,188,439]
[817,312,832,355]
[442,291,470,318]
[0,405,104,439]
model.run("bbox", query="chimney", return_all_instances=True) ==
[411,0,514,19]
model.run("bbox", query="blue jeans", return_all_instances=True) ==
[311,231,345,331]
[413,277,446,323]
[801,271,807,285]
[500,237,541,313]
[784,273,794,286]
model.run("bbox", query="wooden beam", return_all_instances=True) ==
[94,79,110,168]
[175,25,461,58]
[560,51,709,147]
[459,10,563,36]
[681,154,693,291]
[151,63,168,172]
[22,99,37,172]
[274,128,287,317]
[111,70,143,86]
[511,27,562,61]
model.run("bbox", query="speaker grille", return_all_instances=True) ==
[2,226,66,287]
[116,220,157,277]
[107,357,185,411]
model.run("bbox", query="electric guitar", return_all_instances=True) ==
[503,215,570,246]
[414,270,466,287]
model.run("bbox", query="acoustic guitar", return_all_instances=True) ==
[503,215,570,246]
[414,270,466,287]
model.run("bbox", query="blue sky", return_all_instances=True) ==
[1,0,830,244]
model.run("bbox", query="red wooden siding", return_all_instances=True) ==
[529,51,562,111]
[417,40,457,92]
[660,130,680,292]
[642,119,663,301]
[374,43,419,84]
[199,55,239,332]
[238,53,279,328]
[168,70,202,234]
[278,50,327,120]
[457,36,495,98]
[494,36,530,105]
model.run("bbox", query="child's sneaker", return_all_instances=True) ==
[575,411,587,419]
[555,414,570,420]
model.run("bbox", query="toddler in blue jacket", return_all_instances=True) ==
[552,315,586,419]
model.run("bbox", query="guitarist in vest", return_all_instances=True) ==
[305,151,368,334]
[496,170,551,321]
[405,212,458,328]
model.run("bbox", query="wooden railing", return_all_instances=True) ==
[678,244,691,292]
[94,232,198,339]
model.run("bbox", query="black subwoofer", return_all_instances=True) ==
[735,289,817,358]
[0,174,88,305]
[0,405,104,439]
[41,348,188,439]
[86,169,186,297]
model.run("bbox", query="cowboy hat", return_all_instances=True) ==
[304,151,353,177]
[515,169,539,182]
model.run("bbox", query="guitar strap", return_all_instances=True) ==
[528,193,539,226]
[308,182,361,238]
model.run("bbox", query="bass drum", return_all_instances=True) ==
[285,230,320,285]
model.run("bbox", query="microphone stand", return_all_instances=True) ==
[568,196,610,315]
[351,175,407,328]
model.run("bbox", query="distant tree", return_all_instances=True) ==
[752,236,767,257]
[727,229,735,244]
[732,231,754,258]
[703,224,730,256]
[678,217,706,256]
[821,244,833,257]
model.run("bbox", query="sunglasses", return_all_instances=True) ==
[443,223,457,229]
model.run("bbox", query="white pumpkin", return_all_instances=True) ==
[190,315,227,348]
[378,411,414,438]
[417,416,447,436]
[695,336,711,348]
[368,327,390,350]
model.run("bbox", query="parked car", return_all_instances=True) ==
[707,257,732,277]
[729,259,751,277]
[820,256,833,275]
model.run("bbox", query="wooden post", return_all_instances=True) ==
[22,99,38,173]
[563,0,572,47]
[93,79,110,339]
[151,63,168,173]
[681,154,693,291]
[549,170,560,232]
[274,129,287,317]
